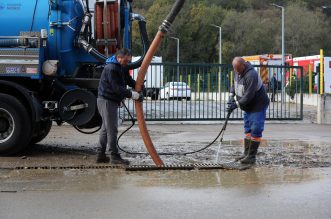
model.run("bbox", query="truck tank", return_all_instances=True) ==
[0,0,89,76]
[0,0,149,155]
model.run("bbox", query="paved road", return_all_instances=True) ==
[1,167,330,219]
[1,122,330,219]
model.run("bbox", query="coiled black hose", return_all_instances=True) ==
[117,101,232,156]
[79,16,149,70]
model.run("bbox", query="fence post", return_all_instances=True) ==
[218,71,221,94]
[197,74,200,94]
[290,68,293,85]
[320,49,324,94]
[208,73,210,93]
[188,74,191,87]
[309,64,312,95]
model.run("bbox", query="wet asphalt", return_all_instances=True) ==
[0,122,331,218]
[1,168,331,219]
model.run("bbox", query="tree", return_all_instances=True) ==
[131,0,331,63]
[284,2,331,56]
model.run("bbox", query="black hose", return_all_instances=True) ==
[73,125,101,134]
[85,0,90,13]
[30,0,39,31]
[89,47,107,62]
[165,0,186,24]
[117,101,232,156]
[159,0,186,33]
[127,15,150,70]
[78,15,149,69]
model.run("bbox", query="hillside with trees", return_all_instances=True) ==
[131,0,331,63]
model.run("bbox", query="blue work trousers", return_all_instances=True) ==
[243,107,268,138]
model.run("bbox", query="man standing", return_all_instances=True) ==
[227,57,270,164]
[96,48,142,164]
[270,73,278,102]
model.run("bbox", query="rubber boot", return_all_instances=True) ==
[235,138,250,161]
[96,152,110,163]
[240,140,260,164]
[110,153,130,165]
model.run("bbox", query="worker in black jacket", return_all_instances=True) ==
[227,57,270,164]
[96,48,142,164]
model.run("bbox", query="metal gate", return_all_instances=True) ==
[121,63,303,121]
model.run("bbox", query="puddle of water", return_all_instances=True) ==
[0,167,329,192]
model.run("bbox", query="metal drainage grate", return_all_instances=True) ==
[10,162,253,171]
[14,165,124,170]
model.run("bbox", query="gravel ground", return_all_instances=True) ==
[0,121,330,169]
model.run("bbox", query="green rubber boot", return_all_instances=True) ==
[235,138,251,162]
[240,140,260,164]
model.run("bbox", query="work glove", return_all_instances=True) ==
[228,93,235,103]
[227,100,238,113]
[131,91,144,102]
[226,93,237,113]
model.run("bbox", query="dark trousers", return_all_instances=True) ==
[97,98,119,154]
[271,89,276,101]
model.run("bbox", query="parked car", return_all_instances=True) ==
[160,82,191,100]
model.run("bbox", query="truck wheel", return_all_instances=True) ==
[0,93,32,155]
[30,120,52,145]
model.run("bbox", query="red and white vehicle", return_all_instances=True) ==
[292,55,331,93]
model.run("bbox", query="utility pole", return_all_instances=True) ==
[271,3,285,105]
[210,24,222,64]
[271,3,285,66]
[170,37,180,81]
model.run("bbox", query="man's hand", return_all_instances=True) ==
[131,91,144,102]
[228,93,235,103]
[131,91,140,100]
[227,100,238,113]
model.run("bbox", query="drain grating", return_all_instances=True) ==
[8,162,253,171]
[14,165,123,170]
[126,163,253,171]
[126,164,195,171]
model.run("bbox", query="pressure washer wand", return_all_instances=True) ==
[215,111,232,163]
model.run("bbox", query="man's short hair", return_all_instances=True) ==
[116,48,132,57]
[232,57,246,65]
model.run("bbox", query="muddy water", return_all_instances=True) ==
[0,139,330,169]
[0,168,331,219]
[0,123,330,169]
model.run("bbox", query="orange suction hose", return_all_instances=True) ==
[134,0,186,166]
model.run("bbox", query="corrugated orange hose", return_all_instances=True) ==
[134,0,186,166]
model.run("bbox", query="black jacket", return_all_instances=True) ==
[231,62,269,112]
[98,56,136,103]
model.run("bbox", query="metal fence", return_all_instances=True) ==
[121,63,303,121]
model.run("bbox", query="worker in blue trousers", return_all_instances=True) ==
[227,57,270,164]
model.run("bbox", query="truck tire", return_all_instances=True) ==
[0,93,32,155]
[30,120,52,145]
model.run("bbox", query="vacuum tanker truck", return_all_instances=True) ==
[0,0,149,155]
